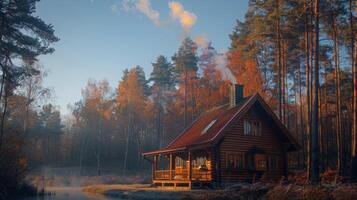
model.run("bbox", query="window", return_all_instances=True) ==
[269,155,279,171]
[244,120,261,136]
[254,154,267,171]
[226,153,244,170]
[201,119,217,135]
[175,157,185,167]
[192,157,207,168]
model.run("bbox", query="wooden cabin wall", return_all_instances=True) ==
[217,104,286,182]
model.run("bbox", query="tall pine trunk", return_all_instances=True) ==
[276,0,283,120]
[350,0,357,182]
[304,0,312,179]
[0,69,5,150]
[299,65,306,169]
[318,86,324,171]
[332,15,343,175]
[123,113,131,176]
[311,0,320,184]
[282,40,286,125]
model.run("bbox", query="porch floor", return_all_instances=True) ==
[153,179,212,190]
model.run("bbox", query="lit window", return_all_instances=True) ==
[201,119,217,135]
[254,154,267,171]
[244,120,261,136]
[175,157,184,167]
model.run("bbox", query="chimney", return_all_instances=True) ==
[230,84,244,107]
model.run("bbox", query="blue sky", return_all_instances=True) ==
[35,0,248,114]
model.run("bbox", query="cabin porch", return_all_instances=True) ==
[148,149,213,189]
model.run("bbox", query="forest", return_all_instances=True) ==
[0,0,357,199]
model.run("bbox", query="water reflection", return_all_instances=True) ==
[21,187,119,200]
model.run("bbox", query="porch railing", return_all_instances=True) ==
[154,169,211,181]
[155,170,171,180]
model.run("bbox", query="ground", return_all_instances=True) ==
[82,184,202,200]
[81,183,269,200]
[82,183,357,200]
[25,172,357,200]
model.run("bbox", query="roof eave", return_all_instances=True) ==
[142,147,186,156]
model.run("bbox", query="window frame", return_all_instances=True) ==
[268,155,279,171]
[243,120,262,136]
[226,152,244,170]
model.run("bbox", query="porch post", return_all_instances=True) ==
[188,151,192,181]
[282,143,289,177]
[169,154,173,180]
[152,155,157,180]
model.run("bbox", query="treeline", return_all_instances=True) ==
[59,0,357,184]
[59,38,264,175]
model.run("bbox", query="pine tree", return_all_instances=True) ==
[311,0,320,184]
[0,0,59,149]
[150,56,174,148]
[172,37,198,128]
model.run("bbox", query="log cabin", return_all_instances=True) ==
[143,84,299,189]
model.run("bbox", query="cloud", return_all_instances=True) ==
[116,0,197,31]
[136,0,161,26]
[115,0,161,26]
[169,1,197,32]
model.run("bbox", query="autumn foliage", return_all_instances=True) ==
[228,49,264,97]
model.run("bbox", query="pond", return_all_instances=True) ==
[21,187,120,200]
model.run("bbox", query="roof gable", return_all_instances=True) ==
[210,93,300,151]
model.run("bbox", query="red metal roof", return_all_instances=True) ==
[167,99,249,149]
[143,97,251,155]
[143,93,299,156]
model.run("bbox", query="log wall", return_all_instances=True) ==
[217,104,286,182]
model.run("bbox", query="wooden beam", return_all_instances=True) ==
[169,154,173,180]
[282,143,289,177]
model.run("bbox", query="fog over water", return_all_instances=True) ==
[22,187,119,200]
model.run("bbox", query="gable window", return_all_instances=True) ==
[244,120,262,136]
[226,153,244,170]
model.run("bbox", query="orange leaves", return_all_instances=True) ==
[117,68,147,115]
[81,79,112,122]
[228,49,264,96]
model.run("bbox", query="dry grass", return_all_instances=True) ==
[80,183,357,200]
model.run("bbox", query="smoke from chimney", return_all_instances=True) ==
[198,43,237,84]
[214,53,237,84]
